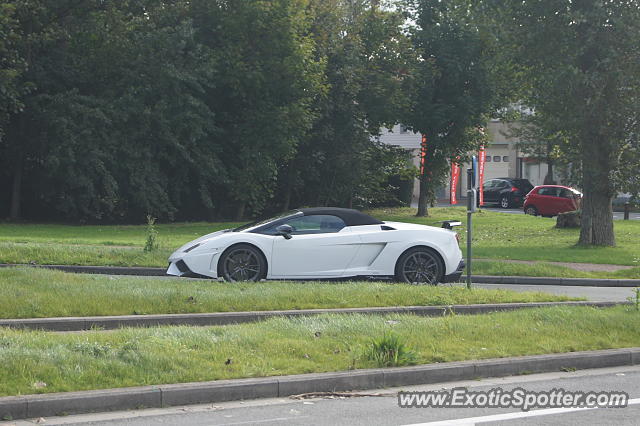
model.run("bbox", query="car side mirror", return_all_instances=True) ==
[276,224,293,239]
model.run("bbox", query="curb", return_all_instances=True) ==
[472,275,640,287]
[0,301,627,332]
[0,264,166,276]
[1,347,638,420]
[1,264,638,286]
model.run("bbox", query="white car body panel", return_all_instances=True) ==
[167,210,463,282]
[270,228,361,277]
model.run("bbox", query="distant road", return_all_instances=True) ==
[411,202,640,220]
[467,282,636,302]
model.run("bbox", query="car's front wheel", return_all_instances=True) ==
[219,244,267,282]
[395,247,443,285]
[524,205,538,216]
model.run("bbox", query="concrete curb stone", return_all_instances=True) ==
[1,264,638,286]
[1,348,639,421]
[0,301,626,332]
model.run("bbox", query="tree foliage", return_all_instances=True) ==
[0,0,417,222]
[495,0,640,245]
[403,0,501,216]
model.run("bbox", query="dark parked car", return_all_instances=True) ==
[481,178,534,208]
[523,185,582,217]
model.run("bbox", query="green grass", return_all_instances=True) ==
[0,222,240,247]
[473,261,640,279]
[1,306,639,396]
[0,268,577,319]
[1,207,638,274]
[369,207,640,266]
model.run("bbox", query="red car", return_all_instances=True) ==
[523,185,582,217]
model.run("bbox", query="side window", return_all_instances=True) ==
[497,180,509,189]
[483,180,494,190]
[267,215,346,235]
[539,187,559,197]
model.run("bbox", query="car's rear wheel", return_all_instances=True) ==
[219,244,266,282]
[500,195,511,209]
[525,205,538,216]
[395,247,443,285]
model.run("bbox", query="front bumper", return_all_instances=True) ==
[166,259,212,279]
[442,259,465,283]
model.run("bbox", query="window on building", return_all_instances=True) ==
[485,156,491,162]
[502,156,509,162]
[493,156,501,162]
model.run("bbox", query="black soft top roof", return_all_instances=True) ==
[298,207,383,226]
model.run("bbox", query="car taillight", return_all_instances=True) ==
[510,187,518,192]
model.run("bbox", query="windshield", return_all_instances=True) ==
[232,210,301,232]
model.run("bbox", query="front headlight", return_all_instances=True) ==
[183,243,201,253]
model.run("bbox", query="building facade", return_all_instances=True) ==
[376,121,555,205]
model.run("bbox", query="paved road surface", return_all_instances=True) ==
[414,202,640,220]
[467,283,636,302]
[12,365,640,426]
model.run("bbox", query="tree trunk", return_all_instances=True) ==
[578,137,615,246]
[416,176,428,217]
[543,142,555,184]
[9,155,23,220]
[235,202,246,221]
[282,165,295,212]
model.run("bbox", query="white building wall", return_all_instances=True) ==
[376,121,558,204]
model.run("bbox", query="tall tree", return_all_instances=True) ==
[190,0,322,220]
[405,0,500,216]
[0,1,26,218]
[279,0,415,210]
[496,0,640,246]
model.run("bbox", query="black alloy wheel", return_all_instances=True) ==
[219,244,266,282]
[395,247,443,285]
[500,195,511,209]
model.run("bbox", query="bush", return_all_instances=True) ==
[364,332,416,367]
[143,215,159,252]
[556,210,580,228]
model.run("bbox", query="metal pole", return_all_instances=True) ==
[466,207,472,289]
[466,165,475,290]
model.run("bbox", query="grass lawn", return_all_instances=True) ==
[0,268,577,319]
[369,207,640,266]
[1,207,638,275]
[1,306,639,396]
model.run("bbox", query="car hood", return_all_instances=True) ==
[174,229,231,253]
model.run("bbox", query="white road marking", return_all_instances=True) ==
[217,416,311,425]
[402,398,640,426]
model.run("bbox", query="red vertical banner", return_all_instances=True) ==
[450,160,460,204]
[478,145,486,206]
[420,134,427,175]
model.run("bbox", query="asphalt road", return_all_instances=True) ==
[463,205,640,220]
[415,202,640,220]
[13,365,640,426]
[467,283,636,302]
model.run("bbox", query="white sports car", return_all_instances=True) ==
[167,207,464,284]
